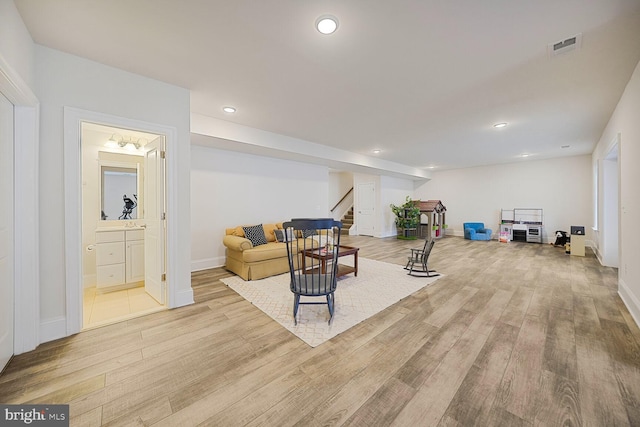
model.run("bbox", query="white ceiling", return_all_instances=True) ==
[14,0,640,171]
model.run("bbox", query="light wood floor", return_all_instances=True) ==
[2,235,640,426]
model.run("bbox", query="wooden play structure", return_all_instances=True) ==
[418,200,447,239]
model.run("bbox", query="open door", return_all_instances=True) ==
[144,137,166,304]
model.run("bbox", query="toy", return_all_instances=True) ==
[553,230,568,247]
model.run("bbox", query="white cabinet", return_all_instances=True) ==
[96,229,145,289]
[96,230,125,287]
[126,230,145,283]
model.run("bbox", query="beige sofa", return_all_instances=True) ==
[223,222,332,281]
[223,222,292,280]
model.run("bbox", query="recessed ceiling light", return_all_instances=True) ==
[373,149,381,154]
[316,15,339,35]
[521,153,530,158]
[222,106,236,113]
[493,122,507,128]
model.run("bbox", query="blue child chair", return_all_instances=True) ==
[463,222,492,240]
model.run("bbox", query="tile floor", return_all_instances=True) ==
[83,285,165,329]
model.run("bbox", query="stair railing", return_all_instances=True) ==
[330,187,354,213]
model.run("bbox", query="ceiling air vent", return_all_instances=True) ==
[548,33,582,58]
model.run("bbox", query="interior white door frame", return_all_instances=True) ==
[0,53,40,355]
[0,91,15,372]
[64,107,178,335]
[601,134,620,268]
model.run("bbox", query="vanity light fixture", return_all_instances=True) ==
[105,133,144,150]
[316,15,339,35]
[493,122,507,128]
[119,137,142,150]
[105,133,122,148]
[223,106,236,113]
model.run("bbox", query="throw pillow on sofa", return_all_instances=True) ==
[302,229,317,238]
[274,228,295,242]
[242,224,268,246]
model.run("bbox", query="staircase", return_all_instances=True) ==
[340,207,354,235]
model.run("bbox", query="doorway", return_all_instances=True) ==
[65,107,183,336]
[81,122,167,329]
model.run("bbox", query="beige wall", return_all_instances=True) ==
[190,145,330,271]
[35,44,192,340]
[593,59,640,325]
[415,155,592,243]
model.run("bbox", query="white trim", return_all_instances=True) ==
[604,132,621,159]
[39,316,67,344]
[0,56,38,107]
[619,278,640,330]
[64,107,181,336]
[165,126,193,308]
[174,289,196,308]
[14,106,40,354]
[64,110,83,336]
[0,53,40,355]
[191,257,225,272]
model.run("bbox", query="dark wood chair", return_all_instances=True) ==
[404,238,440,277]
[283,218,342,325]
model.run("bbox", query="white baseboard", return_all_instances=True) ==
[40,316,67,344]
[619,278,640,329]
[191,257,224,272]
[595,247,604,265]
[173,288,195,308]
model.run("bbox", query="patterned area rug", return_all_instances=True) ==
[221,257,443,347]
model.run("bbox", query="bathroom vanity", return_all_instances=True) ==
[95,227,145,290]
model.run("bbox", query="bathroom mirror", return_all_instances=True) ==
[100,164,140,220]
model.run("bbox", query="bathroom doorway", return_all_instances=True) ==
[80,122,167,329]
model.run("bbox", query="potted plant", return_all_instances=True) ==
[390,196,421,239]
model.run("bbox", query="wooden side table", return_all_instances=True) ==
[301,245,359,277]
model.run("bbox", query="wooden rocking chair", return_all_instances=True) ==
[404,239,440,277]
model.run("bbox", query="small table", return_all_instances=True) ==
[301,245,359,278]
